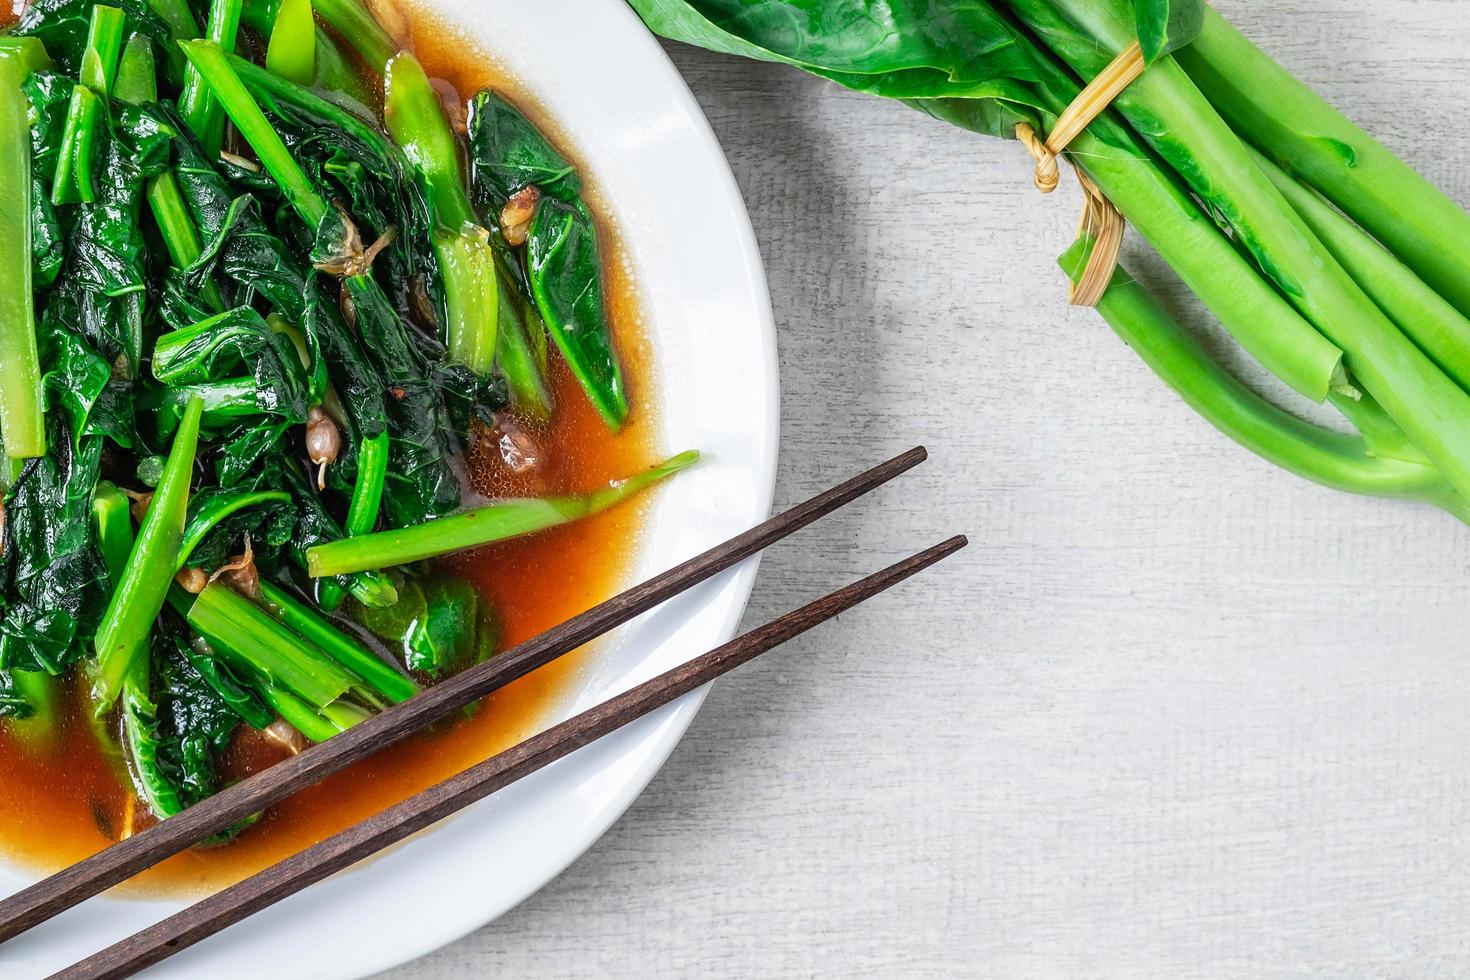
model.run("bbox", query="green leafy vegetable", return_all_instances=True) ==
[351,571,498,680]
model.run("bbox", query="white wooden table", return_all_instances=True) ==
[387,3,1470,975]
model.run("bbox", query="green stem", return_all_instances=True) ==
[148,174,227,312]
[1254,149,1470,397]
[317,430,388,611]
[92,396,204,713]
[178,490,292,569]
[7,670,60,754]
[384,51,475,230]
[266,0,317,84]
[257,683,349,743]
[433,232,500,376]
[179,39,330,229]
[382,52,499,374]
[147,173,203,269]
[93,480,136,582]
[257,579,417,704]
[112,33,157,105]
[311,0,397,73]
[1177,7,1470,322]
[344,430,388,539]
[0,41,48,459]
[121,652,183,818]
[307,451,699,576]
[494,271,553,419]
[1061,242,1468,520]
[148,0,201,37]
[179,0,245,158]
[51,4,126,205]
[1011,0,1470,505]
[187,582,358,708]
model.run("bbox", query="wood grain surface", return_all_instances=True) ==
[386,2,1470,976]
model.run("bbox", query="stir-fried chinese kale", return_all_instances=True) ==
[0,0,690,835]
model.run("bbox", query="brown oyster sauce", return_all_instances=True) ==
[0,4,659,894]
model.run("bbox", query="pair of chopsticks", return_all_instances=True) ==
[2,446,961,979]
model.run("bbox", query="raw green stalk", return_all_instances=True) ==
[385,51,499,375]
[179,0,246,158]
[1254,150,1470,397]
[266,0,317,84]
[311,0,397,73]
[1176,7,1470,321]
[1060,240,1466,518]
[187,582,358,708]
[307,451,699,576]
[178,40,330,229]
[1009,0,1470,502]
[52,4,126,205]
[92,396,204,713]
[257,579,417,703]
[0,40,49,459]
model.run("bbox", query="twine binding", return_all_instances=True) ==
[1018,40,1144,307]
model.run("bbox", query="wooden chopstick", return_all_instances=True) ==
[0,446,927,945]
[54,534,968,980]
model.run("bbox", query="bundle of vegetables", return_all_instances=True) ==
[629,0,1470,524]
[0,0,688,833]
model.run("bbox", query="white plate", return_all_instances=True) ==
[0,1,779,975]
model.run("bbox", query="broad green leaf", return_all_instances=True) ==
[1134,0,1204,65]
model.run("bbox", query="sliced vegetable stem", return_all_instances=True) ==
[0,41,49,459]
[307,452,699,576]
[51,4,126,205]
[310,0,397,73]
[257,580,417,703]
[186,582,358,708]
[179,0,246,158]
[93,397,204,713]
[178,39,330,229]
[266,0,317,85]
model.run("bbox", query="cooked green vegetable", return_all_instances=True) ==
[257,578,418,703]
[264,0,315,85]
[178,0,244,158]
[385,52,498,376]
[351,571,498,680]
[51,4,125,205]
[186,581,357,708]
[92,395,202,711]
[0,40,48,461]
[0,0,677,836]
[307,451,699,576]
[309,0,396,73]
[468,91,628,427]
